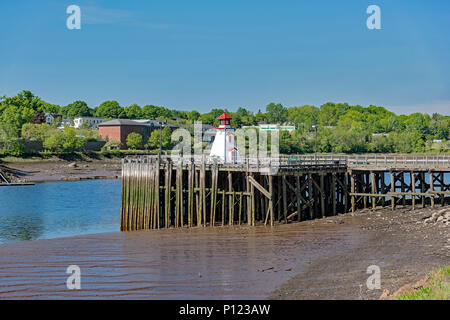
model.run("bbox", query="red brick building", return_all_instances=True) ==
[99,119,149,149]
[98,119,177,149]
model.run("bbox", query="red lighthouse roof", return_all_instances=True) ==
[217,112,232,120]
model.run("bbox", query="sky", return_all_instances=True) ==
[0,0,449,115]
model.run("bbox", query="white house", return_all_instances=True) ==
[73,117,104,129]
[44,113,62,125]
[57,119,72,129]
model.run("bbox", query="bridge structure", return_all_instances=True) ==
[120,155,450,231]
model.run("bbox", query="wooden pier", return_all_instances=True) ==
[120,156,348,231]
[120,155,450,231]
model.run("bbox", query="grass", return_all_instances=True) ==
[396,266,450,300]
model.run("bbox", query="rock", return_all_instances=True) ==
[413,276,429,289]
[379,289,390,300]
[391,284,414,298]
[68,162,78,168]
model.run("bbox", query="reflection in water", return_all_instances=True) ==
[0,215,44,242]
[0,180,121,244]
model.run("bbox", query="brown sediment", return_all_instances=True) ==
[0,221,365,299]
[271,206,449,300]
[0,206,448,300]
[1,158,121,182]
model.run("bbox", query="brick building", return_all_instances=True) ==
[98,119,177,149]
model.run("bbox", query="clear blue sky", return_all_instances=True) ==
[1,0,449,115]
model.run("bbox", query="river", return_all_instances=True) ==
[0,180,121,244]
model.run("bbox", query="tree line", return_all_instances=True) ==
[1,90,449,155]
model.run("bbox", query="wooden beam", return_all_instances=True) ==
[248,176,272,200]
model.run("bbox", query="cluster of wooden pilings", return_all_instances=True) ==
[120,156,348,231]
[121,156,450,231]
[349,169,450,211]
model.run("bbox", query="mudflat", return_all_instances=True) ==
[0,206,448,299]
[1,157,121,182]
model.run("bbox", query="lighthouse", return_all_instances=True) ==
[209,112,240,163]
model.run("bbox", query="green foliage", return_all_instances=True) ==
[0,105,35,139]
[147,126,172,149]
[21,123,52,142]
[396,266,449,300]
[142,104,172,119]
[101,140,122,151]
[187,110,201,121]
[61,101,93,118]
[0,139,25,156]
[126,132,143,150]
[124,104,142,119]
[1,90,450,155]
[95,101,125,118]
[43,127,86,152]
[266,103,287,123]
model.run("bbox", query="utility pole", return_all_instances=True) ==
[312,124,318,162]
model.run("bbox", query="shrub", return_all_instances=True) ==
[43,127,86,152]
[0,139,25,157]
[127,132,143,150]
[102,140,122,151]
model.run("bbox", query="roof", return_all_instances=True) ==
[217,112,232,120]
[98,119,142,126]
[99,119,178,128]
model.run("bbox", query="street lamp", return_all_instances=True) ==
[312,124,318,162]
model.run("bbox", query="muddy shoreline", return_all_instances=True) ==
[1,158,122,182]
[0,204,448,299]
[271,206,449,300]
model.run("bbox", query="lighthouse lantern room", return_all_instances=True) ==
[209,112,240,163]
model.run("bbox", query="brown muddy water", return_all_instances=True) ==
[0,222,367,299]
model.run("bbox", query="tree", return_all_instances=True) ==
[266,103,287,123]
[43,127,86,152]
[124,104,142,119]
[21,123,52,142]
[0,105,35,139]
[62,101,92,118]
[287,105,319,131]
[95,101,124,118]
[126,132,143,149]
[147,126,172,149]
[0,90,42,113]
[187,110,201,122]
[255,109,266,123]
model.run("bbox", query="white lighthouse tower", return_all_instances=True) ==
[209,112,240,163]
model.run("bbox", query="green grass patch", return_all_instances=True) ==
[396,266,450,300]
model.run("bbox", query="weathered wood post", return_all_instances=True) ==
[430,171,435,208]
[390,171,395,211]
[350,171,355,213]
[411,171,416,210]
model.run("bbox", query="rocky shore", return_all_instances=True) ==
[0,157,122,182]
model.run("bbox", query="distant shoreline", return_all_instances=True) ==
[1,157,121,183]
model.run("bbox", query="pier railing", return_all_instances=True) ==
[123,154,450,170]
[123,154,347,172]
